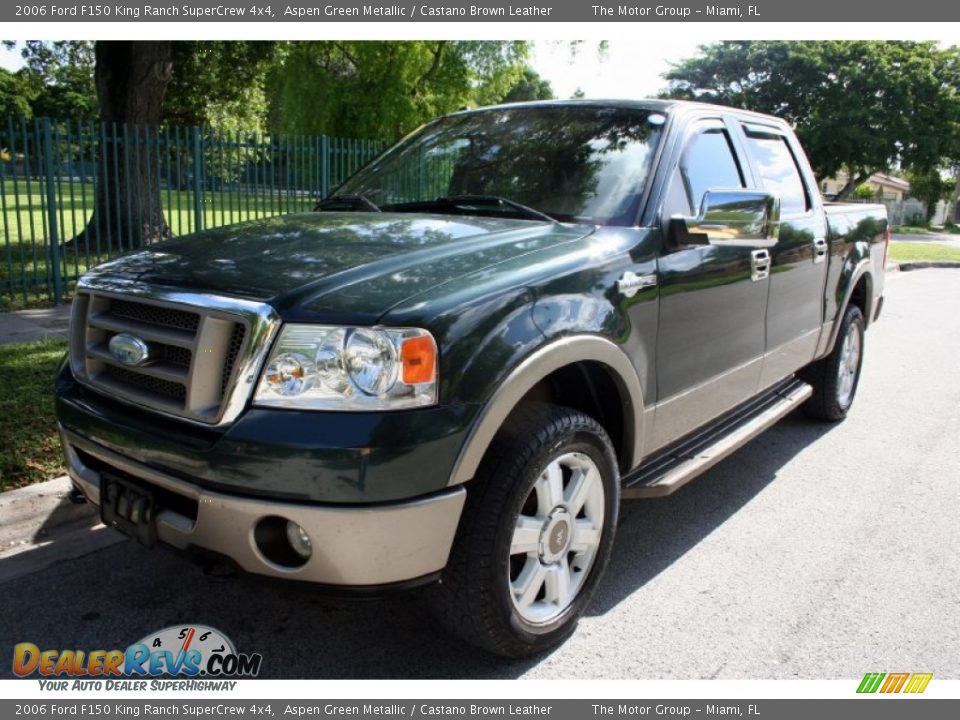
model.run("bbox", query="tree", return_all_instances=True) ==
[501,67,555,103]
[53,41,277,248]
[8,41,97,123]
[268,41,530,140]
[851,183,878,201]
[662,41,960,199]
[21,42,97,123]
[10,40,276,131]
[164,42,276,132]
[906,169,953,225]
[70,41,174,248]
[0,68,34,119]
[6,40,278,246]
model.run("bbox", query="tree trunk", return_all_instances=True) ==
[72,41,173,250]
[834,171,872,202]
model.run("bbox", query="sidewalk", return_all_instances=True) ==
[0,475,120,585]
[0,304,71,346]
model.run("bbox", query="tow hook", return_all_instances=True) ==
[67,486,87,505]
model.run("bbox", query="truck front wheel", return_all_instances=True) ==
[433,402,619,657]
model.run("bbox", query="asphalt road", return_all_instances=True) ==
[2,269,958,679]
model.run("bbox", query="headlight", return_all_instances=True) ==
[254,325,437,410]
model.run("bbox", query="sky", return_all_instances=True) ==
[0,44,21,72]
[0,39,706,99]
[529,39,705,99]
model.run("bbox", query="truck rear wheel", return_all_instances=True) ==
[433,402,619,657]
[801,304,865,421]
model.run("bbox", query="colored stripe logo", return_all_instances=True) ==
[857,672,933,694]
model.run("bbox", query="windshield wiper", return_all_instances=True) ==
[314,194,381,212]
[383,195,558,223]
[439,195,558,223]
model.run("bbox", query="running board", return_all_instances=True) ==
[621,379,813,499]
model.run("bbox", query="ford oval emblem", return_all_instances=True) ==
[108,333,151,367]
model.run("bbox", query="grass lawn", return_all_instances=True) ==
[889,241,960,263]
[891,226,932,235]
[2,177,311,241]
[892,224,960,236]
[0,338,68,490]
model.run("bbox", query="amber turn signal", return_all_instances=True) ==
[401,336,437,385]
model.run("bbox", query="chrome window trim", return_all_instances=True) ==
[74,275,282,427]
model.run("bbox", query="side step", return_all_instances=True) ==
[621,378,813,499]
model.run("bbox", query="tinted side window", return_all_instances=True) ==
[744,131,809,216]
[672,128,745,216]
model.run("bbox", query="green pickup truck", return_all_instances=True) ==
[56,99,887,657]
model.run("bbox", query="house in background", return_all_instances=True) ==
[820,172,911,201]
[819,171,952,226]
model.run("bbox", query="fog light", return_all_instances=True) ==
[285,521,312,560]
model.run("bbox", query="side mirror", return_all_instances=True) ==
[668,190,780,250]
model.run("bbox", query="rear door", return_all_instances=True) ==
[737,123,829,387]
[651,116,769,450]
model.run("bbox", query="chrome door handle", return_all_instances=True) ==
[813,237,828,264]
[751,249,770,281]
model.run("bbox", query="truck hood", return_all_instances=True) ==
[83,212,595,322]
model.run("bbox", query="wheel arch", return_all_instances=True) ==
[821,258,873,358]
[447,335,645,487]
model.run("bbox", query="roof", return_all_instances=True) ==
[869,173,911,191]
[449,98,788,125]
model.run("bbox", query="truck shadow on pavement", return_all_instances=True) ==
[0,412,836,680]
[588,413,835,618]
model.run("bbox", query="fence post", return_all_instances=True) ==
[320,135,330,198]
[41,118,63,305]
[191,126,204,233]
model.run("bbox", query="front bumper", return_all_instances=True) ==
[63,427,466,586]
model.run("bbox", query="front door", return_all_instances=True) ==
[652,118,770,450]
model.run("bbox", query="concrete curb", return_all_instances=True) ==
[895,261,960,271]
[0,475,124,584]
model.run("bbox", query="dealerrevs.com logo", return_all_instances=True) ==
[13,625,263,689]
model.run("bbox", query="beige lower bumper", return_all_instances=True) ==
[61,428,466,587]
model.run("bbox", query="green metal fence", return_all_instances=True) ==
[0,117,385,307]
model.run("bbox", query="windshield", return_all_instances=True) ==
[335,105,665,226]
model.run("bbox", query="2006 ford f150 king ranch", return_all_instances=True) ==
[56,99,887,657]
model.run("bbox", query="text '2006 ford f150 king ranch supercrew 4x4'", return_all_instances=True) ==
[56,99,887,657]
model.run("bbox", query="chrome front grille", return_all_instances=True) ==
[69,285,279,425]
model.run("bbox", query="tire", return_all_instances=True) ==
[801,304,865,421]
[432,402,620,657]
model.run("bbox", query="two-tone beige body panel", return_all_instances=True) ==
[446,335,649,487]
